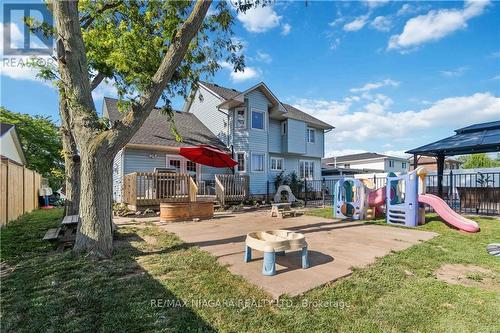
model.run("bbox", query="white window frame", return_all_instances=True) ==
[270,157,284,171]
[235,107,246,129]
[402,162,407,169]
[299,160,315,180]
[307,128,316,143]
[251,152,266,173]
[251,108,266,131]
[236,152,246,173]
[389,160,394,167]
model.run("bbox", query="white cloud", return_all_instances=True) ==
[328,18,345,27]
[92,79,118,101]
[492,75,500,80]
[350,79,400,93]
[255,50,272,64]
[220,61,261,82]
[343,15,369,32]
[389,1,490,51]
[281,23,291,36]
[439,66,468,77]
[371,16,392,32]
[293,92,500,147]
[237,6,281,33]
[489,50,500,58]
[330,38,341,50]
[365,0,390,9]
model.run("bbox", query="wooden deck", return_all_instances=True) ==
[122,172,249,210]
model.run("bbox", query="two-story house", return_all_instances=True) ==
[184,81,334,195]
[322,152,409,178]
[109,81,333,203]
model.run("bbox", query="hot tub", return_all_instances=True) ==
[160,200,214,222]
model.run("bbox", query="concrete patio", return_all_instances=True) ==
[117,210,437,298]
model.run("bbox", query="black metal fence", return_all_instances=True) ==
[267,170,500,215]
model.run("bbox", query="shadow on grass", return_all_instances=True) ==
[1,222,216,332]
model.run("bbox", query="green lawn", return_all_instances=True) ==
[1,208,499,332]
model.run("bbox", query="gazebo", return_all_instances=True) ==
[406,121,500,198]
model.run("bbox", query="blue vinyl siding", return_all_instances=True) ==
[246,90,271,194]
[286,119,306,154]
[123,148,167,174]
[268,119,282,153]
[305,127,324,158]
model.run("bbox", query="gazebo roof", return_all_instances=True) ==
[406,120,500,156]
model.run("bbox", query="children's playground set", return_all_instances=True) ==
[333,167,480,233]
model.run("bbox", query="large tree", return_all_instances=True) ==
[50,0,249,258]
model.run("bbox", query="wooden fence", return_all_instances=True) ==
[215,174,249,206]
[0,160,42,226]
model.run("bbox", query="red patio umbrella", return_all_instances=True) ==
[178,145,238,168]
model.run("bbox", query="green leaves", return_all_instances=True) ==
[80,0,244,106]
[0,108,64,188]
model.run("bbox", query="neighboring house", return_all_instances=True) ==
[184,81,334,195]
[408,156,462,171]
[322,152,409,176]
[0,123,26,165]
[105,98,230,202]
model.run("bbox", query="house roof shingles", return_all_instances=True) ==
[199,81,334,130]
[103,97,228,151]
[0,123,14,136]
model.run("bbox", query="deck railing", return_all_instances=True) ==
[215,174,249,206]
[123,172,194,209]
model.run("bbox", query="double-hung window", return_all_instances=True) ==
[235,108,246,129]
[252,153,265,172]
[236,152,246,172]
[402,162,407,169]
[307,128,315,143]
[251,109,265,130]
[270,157,283,171]
[299,161,314,179]
[389,160,395,167]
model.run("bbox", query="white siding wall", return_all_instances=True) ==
[188,86,228,144]
[0,131,24,164]
[112,149,124,202]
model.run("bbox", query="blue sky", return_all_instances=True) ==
[1,0,499,158]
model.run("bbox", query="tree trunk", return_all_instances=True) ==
[73,147,114,258]
[52,0,212,258]
[60,95,80,215]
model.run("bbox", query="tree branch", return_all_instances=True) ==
[80,1,122,30]
[90,72,105,91]
[109,0,212,146]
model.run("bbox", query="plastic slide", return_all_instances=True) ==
[367,186,387,207]
[418,194,480,233]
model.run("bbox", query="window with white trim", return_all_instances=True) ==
[299,161,315,179]
[307,128,315,143]
[235,108,246,129]
[236,152,246,172]
[389,160,394,167]
[270,157,283,171]
[251,109,265,130]
[402,162,407,169]
[252,153,265,172]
